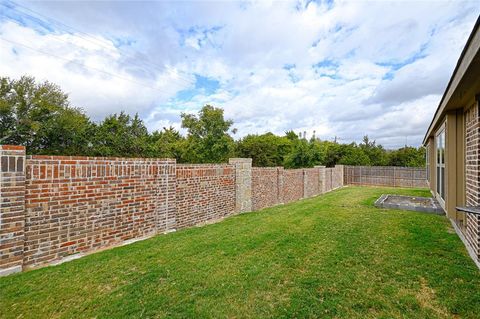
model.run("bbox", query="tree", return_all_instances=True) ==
[148,126,184,159]
[338,143,371,166]
[0,76,429,168]
[236,133,292,167]
[284,138,314,168]
[359,135,388,166]
[322,141,343,167]
[91,112,149,157]
[0,75,91,154]
[309,139,327,166]
[387,146,426,167]
[285,130,299,141]
[181,105,235,163]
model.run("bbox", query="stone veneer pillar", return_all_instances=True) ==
[0,145,26,276]
[229,158,252,213]
[315,166,326,194]
[335,165,344,189]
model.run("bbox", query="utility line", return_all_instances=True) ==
[0,37,174,92]
[1,0,195,86]
[1,15,193,88]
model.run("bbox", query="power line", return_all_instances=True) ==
[1,15,194,88]
[0,37,175,92]
[1,0,195,86]
[1,3,194,86]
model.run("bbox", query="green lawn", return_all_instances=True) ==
[1,186,479,318]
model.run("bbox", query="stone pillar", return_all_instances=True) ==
[0,145,26,276]
[315,166,326,194]
[335,165,344,189]
[277,167,284,204]
[229,158,252,213]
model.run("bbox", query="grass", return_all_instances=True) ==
[1,186,480,318]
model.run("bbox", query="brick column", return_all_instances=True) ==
[315,166,326,194]
[229,158,252,213]
[0,145,26,276]
[277,167,284,205]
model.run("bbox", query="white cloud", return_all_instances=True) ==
[1,0,479,148]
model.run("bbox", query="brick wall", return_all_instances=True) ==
[22,156,176,268]
[0,145,26,276]
[0,146,348,274]
[251,166,345,211]
[175,164,235,229]
[252,167,281,210]
[465,103,480,261]
[283,169,304,203]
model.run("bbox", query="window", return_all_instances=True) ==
[436,128,445,201]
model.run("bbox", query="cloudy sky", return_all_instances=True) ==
[0,0,479,148]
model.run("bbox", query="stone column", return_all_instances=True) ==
[229,158,252,213]
[335,165,344,189]
[315,166,326,194]
[0,145,26,276]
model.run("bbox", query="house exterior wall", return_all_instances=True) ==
[426,137,436,193]
[428,100,480,264]
[464,102,480,261]
[446,112,458,219]
[422,17,480,266]
[455,109,466,229]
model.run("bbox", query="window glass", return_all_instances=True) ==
[436,128,446,201]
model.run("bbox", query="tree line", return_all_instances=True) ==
[0,76,425,168]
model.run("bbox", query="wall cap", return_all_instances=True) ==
[0,145,25,151]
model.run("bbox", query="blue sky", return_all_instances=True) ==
[0,0,479,148]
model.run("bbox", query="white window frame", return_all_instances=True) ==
[435,124,446,206]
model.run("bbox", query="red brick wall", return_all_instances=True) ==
[1,149,349,274]
[252,167,280,210]
[465,103,480,261]
[23,156,176,267]
[283,169,304,203]
[0,145,26,275]
[175,164,235,229]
